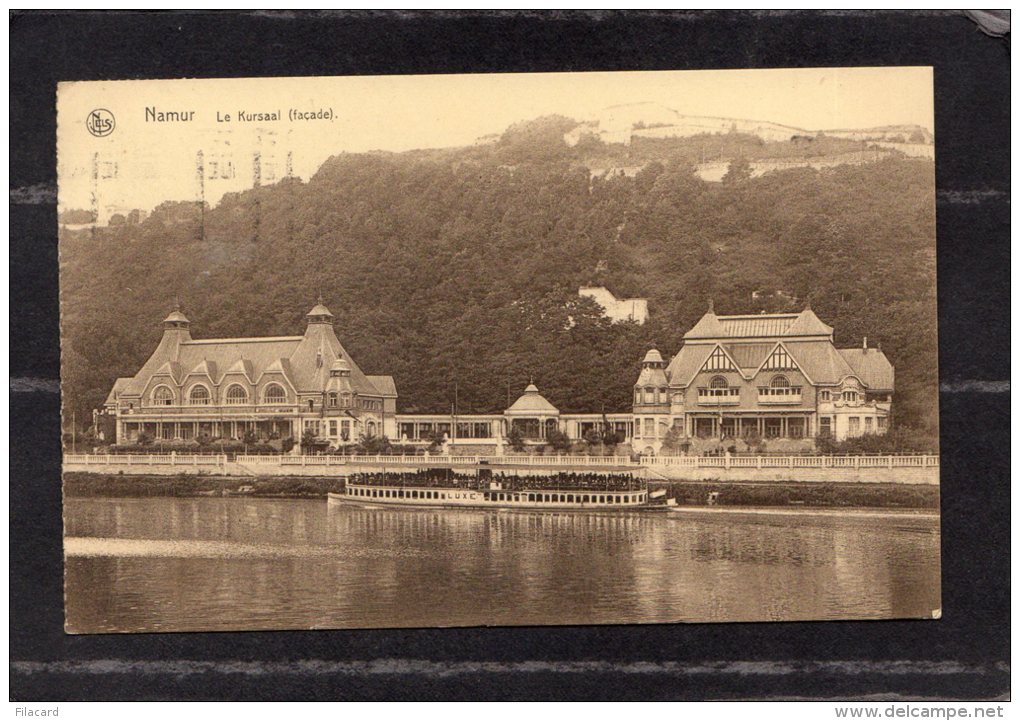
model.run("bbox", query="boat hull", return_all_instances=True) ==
[328,485,664,512]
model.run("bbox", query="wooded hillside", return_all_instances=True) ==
[60,117,938,435]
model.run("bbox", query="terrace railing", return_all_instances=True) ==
[63,453,939,470]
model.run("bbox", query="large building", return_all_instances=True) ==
[630,304,893,454]
[102,302,892,454]
[104,302,397,447]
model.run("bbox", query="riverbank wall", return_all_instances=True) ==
[62,472,939,509]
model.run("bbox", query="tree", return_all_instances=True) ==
[546,428,571,453]
[582,428,603,449]
[660,426,687,454]
[506,426,526,452]
[137,431,154,446]
[421,429,445,453]
[300,430,319,451]
[722,156,752,184]
[354,434,394,455]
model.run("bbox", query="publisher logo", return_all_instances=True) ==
[86,109,115,137]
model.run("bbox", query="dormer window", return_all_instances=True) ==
[151,386,174,406]
[225,385,248,405]
[188,385,210,406]
[328,393,338,408]
[263,384,286,404]
[842,390,859,403]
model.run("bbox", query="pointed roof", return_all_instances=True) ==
[664,343,716,387]
[838,348,895,391]
[114,308,394,401]
[684,307,833,341]
[642,348,664,364]
[366,375,398,397]
[683,310,728,340]
[307,303,334,318]
[782,341,856,385]
[163,309,190,324]
[186,358,219,381]
[104,377,131,405]
[506,383,559,414]
[784,308,833,337]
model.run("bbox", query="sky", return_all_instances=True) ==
[57,67,934,220]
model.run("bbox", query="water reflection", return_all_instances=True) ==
[64,498,941,633]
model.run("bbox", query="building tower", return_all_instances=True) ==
[632,347,671,454]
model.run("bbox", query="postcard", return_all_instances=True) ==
[58,68,939,633]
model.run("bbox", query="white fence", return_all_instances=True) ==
[64,453,229,467]
[641,455,939,469]
[65,453,938,470]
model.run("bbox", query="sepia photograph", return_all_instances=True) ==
[57,67,940,634]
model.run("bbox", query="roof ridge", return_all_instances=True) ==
[184,336,303,344]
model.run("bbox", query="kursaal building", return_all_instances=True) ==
[103,301,893,455]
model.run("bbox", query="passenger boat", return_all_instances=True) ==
[327,465,673,512]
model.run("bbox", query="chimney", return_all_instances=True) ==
[863,336,868,352]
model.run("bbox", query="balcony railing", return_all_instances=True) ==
[697,388,740,405]
[757,387,803,404]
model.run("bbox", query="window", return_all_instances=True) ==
[865,417,873,432]
[188,385,210,405]
[329,420,338,437]
[819,417,832,437]
[848,417,861,435]
[264,384,286,403]
[328,393,338,408]
[759,376,802,400]
[699,376,740,401]
[820,390,831,402]
[644,418,655,437]
[151,386,173,406]
[225,385,247,405]
[877,417,888,431]
[842,390,859,403]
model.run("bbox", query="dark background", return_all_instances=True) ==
[10,10,1010,700]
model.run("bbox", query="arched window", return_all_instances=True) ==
[263,384,286,403]
[151,386,174,406]
[367,421,377,438]
[770,375,791,389]
[188,385,210,405]
[225,384,248,405]
[710,376,728,389]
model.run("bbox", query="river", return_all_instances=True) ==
[64,497,940,633]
